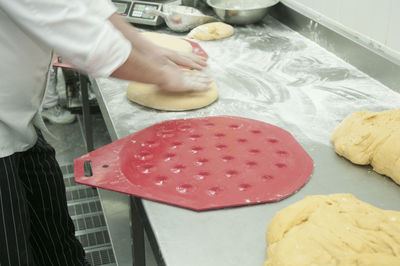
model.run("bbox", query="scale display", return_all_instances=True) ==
[130,3,158,19]
[111,0,180,26]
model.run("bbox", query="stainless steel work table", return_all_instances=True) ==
[91,15,400,266]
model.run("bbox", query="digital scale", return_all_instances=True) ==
[111,0,182,26]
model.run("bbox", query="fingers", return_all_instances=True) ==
[158,59,213,92]
[179,56,204,70]
[182,71,212,92]
[166,50,208,70]
[182,52,208,69]
[159,68,213,93]
[190,53,208,68]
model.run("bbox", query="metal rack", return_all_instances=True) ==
[61,164,116,266]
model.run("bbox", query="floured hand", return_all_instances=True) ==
[163,49,207,70]
[145,46,207,71]
[159,64,212,92]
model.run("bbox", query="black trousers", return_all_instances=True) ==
[0,132,85,266]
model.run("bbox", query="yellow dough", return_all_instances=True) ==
[127,80,218,111]
[264,194,400,266]
[331,108,400,185]
[188,22,234,41]
[141,31,193,52]
[127,32,219,111]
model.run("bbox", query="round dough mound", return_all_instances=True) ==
[127,80,218,111]
[141,31,193,52]
[188,22,234,41]
[331,108,400,185]
[264,194,400,266]
[127,32,218,111]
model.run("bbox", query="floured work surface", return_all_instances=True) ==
[94,15,400,266]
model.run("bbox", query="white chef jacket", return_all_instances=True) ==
[0,0,131,158]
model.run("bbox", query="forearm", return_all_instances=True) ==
[108,13,207,71]
[108,12,210,90]
[110,47,212,92]
[110,48,166,85]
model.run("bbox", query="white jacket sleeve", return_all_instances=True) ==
[0,0,131,78]
[80,0,117,19]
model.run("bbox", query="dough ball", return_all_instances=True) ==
[264,194,400,266]
[127,32,218,111]
[126,80,218,111]
[331,108,400,184]
[141,31,193,52]
[188,22,234,41]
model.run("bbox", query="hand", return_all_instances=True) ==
[161,48,207,70]
[108,15,211,88]
[158,63,212,92]
[143,45,207,70]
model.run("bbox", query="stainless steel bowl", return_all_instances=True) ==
[206,0,279,25]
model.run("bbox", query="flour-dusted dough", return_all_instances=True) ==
[127,80,218,111]
[188,22,234,41]
[264,194,400,266]
[127,32,218,111]
[331,108,400,185]
[141,31,193,52]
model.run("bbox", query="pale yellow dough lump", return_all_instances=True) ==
[127,32,219,111]
[264,194,400,266]
[331,108,400,185]
[126,80,218,111]
[188,22,234,41]
[141,31,193,52]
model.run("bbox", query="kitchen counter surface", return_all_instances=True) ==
[92,15,400,266]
